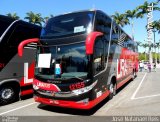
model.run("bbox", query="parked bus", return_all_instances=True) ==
[18,10,138,109]
[0,15,41,105]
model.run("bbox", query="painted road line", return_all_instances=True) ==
[131,73,147,100]
[133,93,160,100]
[0,102,36,115]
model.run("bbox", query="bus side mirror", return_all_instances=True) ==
[85,31,103,55]
[18,38,39,57]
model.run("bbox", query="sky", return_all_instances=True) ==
[0,0,160,52]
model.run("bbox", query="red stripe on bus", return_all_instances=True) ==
[21,89,33,96]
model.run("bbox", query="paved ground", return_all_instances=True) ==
[0,69,160,117]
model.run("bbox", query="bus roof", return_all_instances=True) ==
[0,15,15,23]
[0,14,41,28]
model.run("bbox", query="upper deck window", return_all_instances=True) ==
[41,11,94,38]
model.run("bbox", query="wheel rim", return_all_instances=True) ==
[109,83,114,93]
[1,88,14,100]
[134,71,136,76]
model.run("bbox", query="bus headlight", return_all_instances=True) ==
[77,98,89,104]
[72,80,97,95]
[33,84,39,90]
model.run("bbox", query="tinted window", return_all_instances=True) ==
[35,42,89,79]
[104,40,109,62]
[95,13,112,36]
[0,19,11,37]
[7,24,40,47]
[93,38,105,75]
[41,12,94,38]
[111,24,119,45]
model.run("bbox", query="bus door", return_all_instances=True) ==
[92,37,106,96]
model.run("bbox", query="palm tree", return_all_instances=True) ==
[24,11,44,26]
[44,17,49,23]
[136,1,160,18]
[156,42,160,61]
[142,43,149,60]
[152,20,160,63]
[153,20,160,33]
[44,14,54,23]
[111,12,130,27]
[136,41,142,52]
[125,9,138,40]
[6,13,20,20]
[136,1,160,63]
[136,41,142,47]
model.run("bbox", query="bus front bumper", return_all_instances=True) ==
[34,89,109,110]
[34,96,94,109]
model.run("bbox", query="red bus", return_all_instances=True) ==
[0,15,41,105]
[18,10,138,109]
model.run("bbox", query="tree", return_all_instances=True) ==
[142,43,149,60]
[44,14,54,23]
[125,9,138,40]
[136,41,142,51]
[153,20,160,33]
[6,13,20,20]
[136,1,160,18]
[156,42,160,61]
[24,11,44,26]
[136,41,142,47]
[111,12,130,27]
[136,1,160,63]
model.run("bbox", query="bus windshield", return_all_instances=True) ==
[35,42,89,80]
[41,12,94,38]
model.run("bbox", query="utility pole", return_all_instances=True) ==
[147,3,154,64]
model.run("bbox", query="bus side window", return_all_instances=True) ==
[111,24,119,45]
[95,12,111,35]
[93,37,105,75]
[104,40,109,63]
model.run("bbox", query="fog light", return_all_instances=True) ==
[77,98,89,104]
[33,84,39,90]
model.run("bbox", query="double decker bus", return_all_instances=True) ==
[18,10,138,109]
[0,15,41,105]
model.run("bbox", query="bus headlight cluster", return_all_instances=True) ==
[72,80,97,95]
[33,84,39,90]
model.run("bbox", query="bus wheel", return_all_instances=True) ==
[134,69,137,78]
[131,70,136,81]
[109,81,116,99]
[0,85,17,105]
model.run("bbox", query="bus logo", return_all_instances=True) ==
[24,63,33,84]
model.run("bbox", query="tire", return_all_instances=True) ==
[0,85,17,105]
[131,70,136,81]
[134,70,137,78]
[109,81,116,100]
